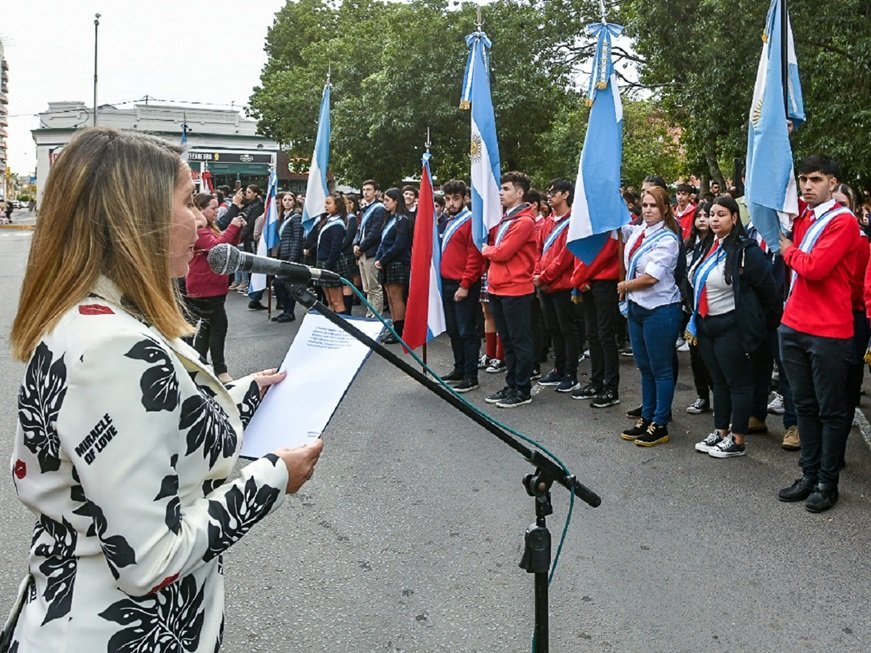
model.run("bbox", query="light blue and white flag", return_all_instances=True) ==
[460,30,501,252]
[566,21,630,264]
[745,0,805,253]
[301,82,332,236]
[249,169,280,293]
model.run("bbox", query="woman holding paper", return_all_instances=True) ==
[4,128,323,652]
[616,186,682,447]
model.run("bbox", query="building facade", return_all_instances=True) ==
[31,102,283,204]
[0,42,9,201]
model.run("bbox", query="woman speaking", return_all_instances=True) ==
[3,128,323,652]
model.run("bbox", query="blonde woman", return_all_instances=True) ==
[4,128,322,652]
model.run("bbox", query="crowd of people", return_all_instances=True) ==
[182,157,870,515]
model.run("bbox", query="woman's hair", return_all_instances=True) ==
[194,192,214,210]
[383,187,409,216]
[319,192,348,228]
[686,201,713,251]
[711,195,748,285]
[11,127,193,361]
[279,192,296,211]
[641,186,680,235]
[344,192,361,216]
[834,183,856,212]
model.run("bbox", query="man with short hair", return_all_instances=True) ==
[402,185,419,225]
[482,171,538,408]
[535,178,581,393]
[439,180,484,392]
[672,182,697,240]
[353,179,387,316]
[777,154,863,513]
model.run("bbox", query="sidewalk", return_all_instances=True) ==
[0,210,36,230]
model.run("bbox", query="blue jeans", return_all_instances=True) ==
[628,301,682,425]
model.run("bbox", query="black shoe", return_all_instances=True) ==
[453,378,479,393]
[626,404,643,418]
[570,383,599,400]
[805,484,839,513]
[496,389,532,408]
[635,423,670,447]
[621,418,651,441]
[530,368,542,381]
[778,476,817,502]
[273,313,295,323]
[441,369,464,383]
[485,386,512,404]
[555,378,580,393]
[381,332,399,344]
[538,369,563,386]
[248,301,268,311]
[591,390,620,408]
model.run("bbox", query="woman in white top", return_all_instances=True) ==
[617,185,683,446]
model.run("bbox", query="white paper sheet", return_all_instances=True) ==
[240,311,384,458]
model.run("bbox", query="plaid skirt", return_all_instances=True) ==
[315,259,344,288]
[380,260,411,286]
[335,252,357,280]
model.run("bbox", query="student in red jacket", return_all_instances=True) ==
[535,178,580,393]
[777,155,863,513]
[439,180,484,392]
[186,192,245,384]
[673,182,698,241]
[482,171,538,408]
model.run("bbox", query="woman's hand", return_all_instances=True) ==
[231,216,246,228]
[273,439,324,493]
[374,260,382,269]
[253,368,286,397]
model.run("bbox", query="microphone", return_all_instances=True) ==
[207,244,342,284]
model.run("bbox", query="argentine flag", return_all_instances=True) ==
[248,170,280,293]
[403,153,446,351]
[301,82,332,236]
[567,21,630,264]
[745,0,805,252]
[460,29,501,252]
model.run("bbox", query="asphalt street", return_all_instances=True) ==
[1,217,870,652]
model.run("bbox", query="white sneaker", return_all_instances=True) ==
[694,431,723,453]
[708,434,746,458]
[676,337,690,352]
[767,393,785,415]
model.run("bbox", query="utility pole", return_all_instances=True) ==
[93,13,101,127]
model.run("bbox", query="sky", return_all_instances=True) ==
[1,0,287,174]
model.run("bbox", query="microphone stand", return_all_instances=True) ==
[284,282,600,652]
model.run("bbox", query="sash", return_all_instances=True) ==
[625,227,678,282]
[360,201,384,232]
[317,216,344,250]
[381,216,398,241]
[684,247,726,343]
[787,206,852,298]
[441,208,472,253]
[542,216,571,254]
[494,219,514,246]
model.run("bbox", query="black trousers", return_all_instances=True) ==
[582,280,620,392]
[779,325,852,486]
[688,342,712,401]
[698,312,753,434]
[539,289,579,379]
[441,278,481,380]
[272,278,297,317]
[490,293,535,395]
[189,295,230,375]
[751,332,776,420]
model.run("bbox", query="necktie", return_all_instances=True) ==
[627,232,645,262]
[698,240,720,318]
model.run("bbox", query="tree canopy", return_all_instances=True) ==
[249,0,871,193]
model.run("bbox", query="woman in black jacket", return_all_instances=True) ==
[339,193,361,315]
[687,196,781,458]
[303,193,347,314]
[375,187,412,343]
[272,193,304,323]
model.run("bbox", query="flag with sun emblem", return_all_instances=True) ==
[566,21,630,265]
[745,0,804,252]
[460,28,501,252]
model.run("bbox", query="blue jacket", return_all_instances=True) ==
[375,214,411,266]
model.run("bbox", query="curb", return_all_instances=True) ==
[854,407,871,452]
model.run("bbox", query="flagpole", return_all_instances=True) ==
[421,127,433,374]
[781,0,789,117]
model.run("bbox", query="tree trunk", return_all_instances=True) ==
[705,151,727,191]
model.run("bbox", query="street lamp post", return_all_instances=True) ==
[93,13,100,127]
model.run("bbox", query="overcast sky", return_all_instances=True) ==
[1,0,287,174]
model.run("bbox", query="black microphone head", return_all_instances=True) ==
[207,244,241,275]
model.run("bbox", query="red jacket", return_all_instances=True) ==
[439,213,484,288]
[483,205,537,296]
[571,234,621,289]
[782,202,862,338]
[534,212,574,292]
[849,235,869,313]
[673,203,697,241]
[185,223,243,298]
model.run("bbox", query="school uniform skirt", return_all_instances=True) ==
[315,259,344,288]
[335,252,357,280]
[380,260,411,286]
